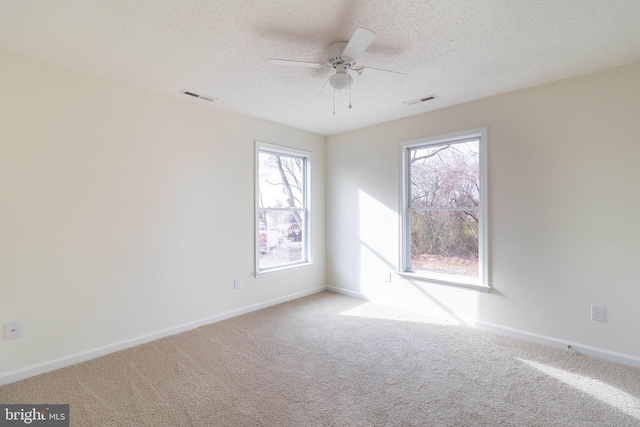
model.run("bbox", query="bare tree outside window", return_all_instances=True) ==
[408,139,480,278]
[257,148,309,270]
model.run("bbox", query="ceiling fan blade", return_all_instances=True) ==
[361,66,407,79]
[341,28,376,61]
[269,59,325,68]
[319,78,330,97]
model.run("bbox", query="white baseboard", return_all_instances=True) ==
[470,320,640,369]
[0,286,326,386]
[326,286,367,300]
[326,286,640,369]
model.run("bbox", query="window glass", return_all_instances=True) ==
[257,145,310,273]
[402,131,487,287]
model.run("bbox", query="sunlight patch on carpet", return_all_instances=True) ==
[519,358,640,420]
[339,303,459,326]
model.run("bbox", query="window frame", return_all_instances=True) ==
[399,128,489,290]
[255,141,312,276]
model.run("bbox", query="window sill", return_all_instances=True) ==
[255,261,314,278]
[398,271,491,292]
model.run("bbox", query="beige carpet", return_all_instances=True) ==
[1,291,639,426]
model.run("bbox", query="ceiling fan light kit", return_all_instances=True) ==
[269,27,407,111]
[329,64,353,91]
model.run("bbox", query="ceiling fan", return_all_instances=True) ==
[269,28,406,110]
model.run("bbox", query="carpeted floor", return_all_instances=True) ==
[1,291,639,426]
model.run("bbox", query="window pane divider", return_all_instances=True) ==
[259,208,305,212]
[409,207,480,212]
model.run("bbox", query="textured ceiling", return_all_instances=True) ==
[1,1,640,135]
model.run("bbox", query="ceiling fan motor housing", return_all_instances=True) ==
[326,41,353,66]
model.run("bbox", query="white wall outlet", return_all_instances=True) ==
[591,305,605,322]
[233,278,241,289]
[4,321,21,340]
[384,273,392,282]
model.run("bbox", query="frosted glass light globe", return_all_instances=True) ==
[329,72,352,91]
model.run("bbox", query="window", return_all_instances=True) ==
[256,142,311,274]
[400,129,488,289]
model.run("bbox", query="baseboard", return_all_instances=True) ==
[326,286,640,369]
[470,320,640,369]
[0,286,326,386]
[326,286,368,300]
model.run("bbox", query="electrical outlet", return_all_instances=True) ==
[4,321,21,340]
[591,305,605,322]
[233,278,241,289]
[384,273,392,282]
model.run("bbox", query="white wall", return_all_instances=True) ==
[2,45,638,380]
[326,62,640,359]
[0,49,326,377]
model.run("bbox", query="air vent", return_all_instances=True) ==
[180,90,217,102]
[403,95,438,106]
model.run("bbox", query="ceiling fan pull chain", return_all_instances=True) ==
[349,73,353,109]
[333,89,336,115]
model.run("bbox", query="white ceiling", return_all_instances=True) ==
[1,1,639,136]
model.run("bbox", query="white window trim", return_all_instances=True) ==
[255,141,312,276]
[399,128,489,290]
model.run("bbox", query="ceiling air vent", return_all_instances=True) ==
[403,95,438,106]
[180,90,217,102]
